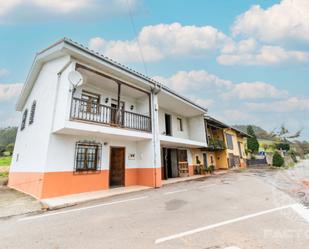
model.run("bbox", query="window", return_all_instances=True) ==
[81,91,100,114]
[226,134,234,150]
[74,141,102,172]
[177,117,183,131]
[178,149,188,162]
[20,109,28,131]
[29,100,36,125]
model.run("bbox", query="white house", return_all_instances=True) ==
[9,38,208,199]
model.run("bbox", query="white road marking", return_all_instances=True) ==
[19,196,149,222]
[197,184,216,189]
[291,203,309,222]
[155,204,294,244]
[163,189,188,195]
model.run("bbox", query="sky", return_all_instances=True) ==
[0,0,309,140]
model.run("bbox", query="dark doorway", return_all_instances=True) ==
[162,148,179,179]
[203,153,208,168]
[109,147,125,187]
[165,114,172,136]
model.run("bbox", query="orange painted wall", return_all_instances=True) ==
[188,165,194,176]
[9,168,162,199]
[8,172,44,199]
[41,170,109,199]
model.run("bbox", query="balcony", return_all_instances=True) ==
[70,97,151,132]
[207,138,226,150]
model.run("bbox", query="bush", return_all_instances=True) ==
[6,143,14,155]
[272,152,284,167]
[276,143,290,151]
[206,165,215,174]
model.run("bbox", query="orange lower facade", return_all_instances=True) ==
[9,167,162,199]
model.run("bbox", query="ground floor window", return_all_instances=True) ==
[74,141,102,172]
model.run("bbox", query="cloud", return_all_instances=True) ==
[222,81,288,100]
[0,0,141,23]
[246,97,309,112]
[222,109,256,122]
[153,70,285,101]
[153,70,233,94]
[0,83,23,102]
[191,97,214,108]
[0,68,9,77]
[232,0,309,43]
[218,43,309,66]
[89,23,229,62]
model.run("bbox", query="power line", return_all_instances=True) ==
[126,0,149,76]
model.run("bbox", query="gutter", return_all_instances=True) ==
[151,82,162,188]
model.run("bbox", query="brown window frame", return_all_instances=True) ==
[81,90,101,114]
[74,141,102,172]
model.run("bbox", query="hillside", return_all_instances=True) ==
[233,125,275,140]
[0,127,17,146]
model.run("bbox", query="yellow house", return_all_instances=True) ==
[192,116,249,171]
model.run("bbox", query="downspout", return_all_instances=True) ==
[50,59,72,132]
[151,82,162,188]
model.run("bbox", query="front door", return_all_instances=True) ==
[110,147,125,187]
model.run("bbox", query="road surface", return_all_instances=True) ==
[0,161,308,249]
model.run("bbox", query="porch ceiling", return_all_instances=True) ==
[157,91,205,117]
[160,135,207,148]
[77,66,148,100]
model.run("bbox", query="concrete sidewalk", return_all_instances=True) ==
[42,171,229,210]
[41,185,151,210]
[0,187,42,218]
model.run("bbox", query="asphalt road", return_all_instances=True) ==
[0,161,309,249]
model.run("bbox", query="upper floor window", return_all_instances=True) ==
[20,109,28,131]
[29,100,36,125]
[226,134,234,150]
[74,141,102,172]
[177,117,183,131]
[81,91,100,114]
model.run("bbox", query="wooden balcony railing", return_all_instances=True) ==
[70,98,151,132]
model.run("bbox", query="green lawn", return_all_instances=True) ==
[0,156,12,167]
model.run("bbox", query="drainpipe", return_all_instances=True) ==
[50,59,72,132]
[151,82,162,188]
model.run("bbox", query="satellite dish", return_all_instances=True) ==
[68,71,83,88]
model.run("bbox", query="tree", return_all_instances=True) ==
[247,125,259,154]
[272,151,284,167]
[6,143,14,155]
[0,144,5,157]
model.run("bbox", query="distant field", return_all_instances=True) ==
[0,156,12,167]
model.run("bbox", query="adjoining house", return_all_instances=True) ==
[9,38,208,199]
[191,116,249,171]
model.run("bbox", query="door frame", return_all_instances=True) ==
[164,113,172,136]
[109,146,126,187]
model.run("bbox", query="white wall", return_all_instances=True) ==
[188,115,207,143]
[11,56,71,172]
[158,108,207,144]
[45,134,154,172]
[158,108,190,139]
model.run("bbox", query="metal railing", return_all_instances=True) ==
[70,98,151,132]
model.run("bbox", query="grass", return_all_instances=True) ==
[0,172,8,177]
[0,156,12,167]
